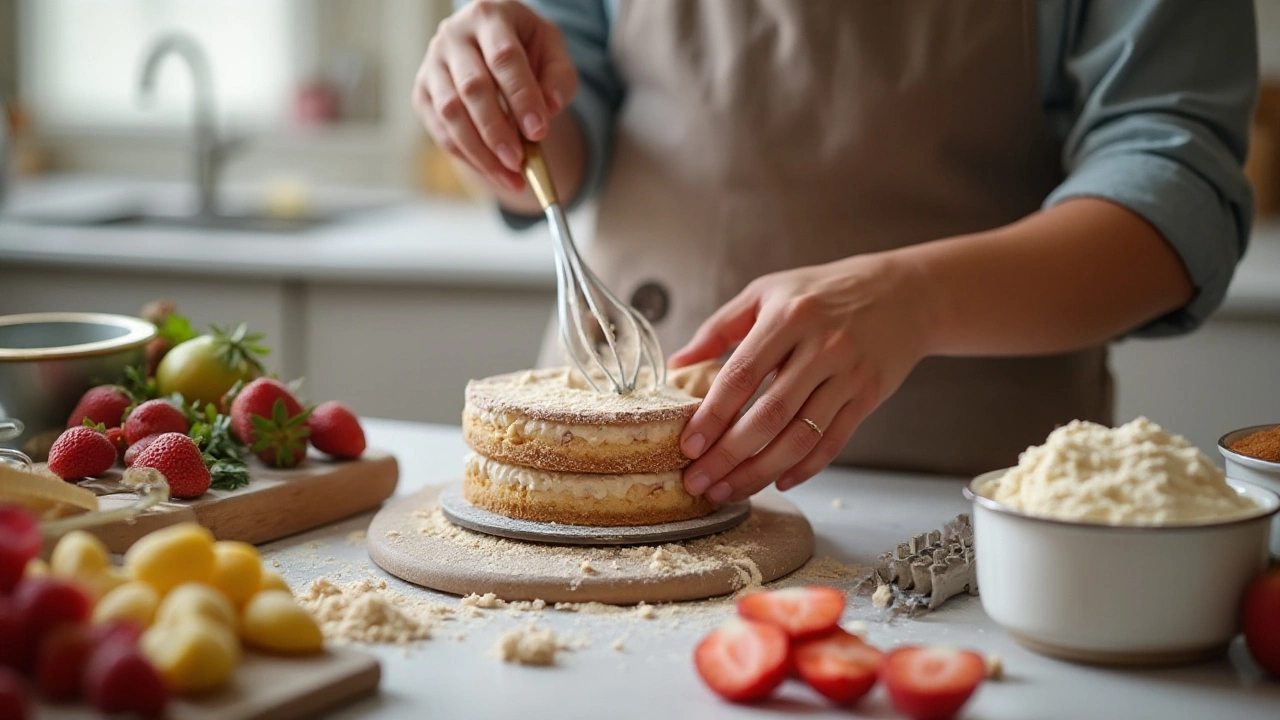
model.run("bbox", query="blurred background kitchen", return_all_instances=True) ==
[2,0,1280,457]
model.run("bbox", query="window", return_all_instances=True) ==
[20,0,302,130]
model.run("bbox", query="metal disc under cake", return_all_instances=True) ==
[438,482,751,545]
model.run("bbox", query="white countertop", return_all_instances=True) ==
[273,418,1279,720]
[5,175,1280,317]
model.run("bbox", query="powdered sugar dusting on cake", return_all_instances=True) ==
[466,367,702,424]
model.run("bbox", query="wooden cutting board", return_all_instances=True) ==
[39,646,381,720]
[368,483,815,604]
[54,450,399,553]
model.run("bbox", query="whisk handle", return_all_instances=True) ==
[521,139,559,209]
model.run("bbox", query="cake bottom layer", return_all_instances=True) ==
[462,454,714,527]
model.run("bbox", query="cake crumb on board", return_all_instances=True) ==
[831,498,845,509]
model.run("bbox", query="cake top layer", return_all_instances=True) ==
[465,367,704,425]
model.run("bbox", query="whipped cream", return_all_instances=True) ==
[467,407,680,447]
[981,417,1258,526]
[465,453,682,500]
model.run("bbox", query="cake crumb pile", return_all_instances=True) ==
[494,624,562,666]
[297,577,452,644]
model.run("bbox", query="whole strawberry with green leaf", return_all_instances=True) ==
[230,378,311,468]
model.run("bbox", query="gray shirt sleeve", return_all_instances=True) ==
[1040,0,1258,337]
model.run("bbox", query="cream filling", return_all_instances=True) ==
[468,407,681,448]
[465,453,683,500]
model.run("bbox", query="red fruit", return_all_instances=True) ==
[66,385,131,430]
[46,426,117,481]
[0,599,22,669]
[84,637,168,718]
[882,646,986,720]
[1243,564,1280,678]
[132,433,211,499]
[694,618,791,703]
[309,401,366,459]
[104,427,127,463]
[89,620,144,649]
[145,337,172,377]
[0,506,41,595]
[12,578,92,668]
[736,586,846,640]
[231,378,311,468]
[0,668,30,720]
[123,399,189,446]
[123,434,161,468]
[794,628,884,705]
[35,623,94,702]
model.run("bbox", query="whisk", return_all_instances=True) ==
[521,139,665,394]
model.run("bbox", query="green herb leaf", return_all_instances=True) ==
[157,314,198,345]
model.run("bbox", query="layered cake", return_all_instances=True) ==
[461,364,717,526]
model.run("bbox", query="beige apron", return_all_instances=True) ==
[541,0,1112,477]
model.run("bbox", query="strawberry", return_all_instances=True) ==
[104,427,127,463]
[123,400,189,446]
[46,426,117,481]
[0,668,30,720]
[12,578,92,670]
[66,386,131,430]
[736,586,846,640]
[131,433,212,499]
[231,378,310,468]
[1243,563,1280,678]
[309,401,366,459]
[144,337,171,378]
[794,628,883,705]
[0,599,22,668]
[694,618,791,703]
[0,506,41,596]
[35,622,94,701]
[123,434,161,468]
[84,635,168,718]
[882,646,985,720]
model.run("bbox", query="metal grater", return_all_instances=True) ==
[868,514,977,615]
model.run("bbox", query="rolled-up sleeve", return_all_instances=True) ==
[1043,0,1258,336]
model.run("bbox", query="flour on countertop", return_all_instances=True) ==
[494,624,562,665]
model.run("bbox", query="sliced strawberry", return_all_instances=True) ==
[882,645,985,720]
[736,586,846,639]
[795,628,884,704]
[694,618,791,703]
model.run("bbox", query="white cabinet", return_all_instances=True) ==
[301,283,554,424]
[1111,316,1280,456]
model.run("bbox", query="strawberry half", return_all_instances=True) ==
[882,646,985,720]
[46,426,117,481]
[794,628,883,705]
[694,618,791,703]
[736,586,846,639]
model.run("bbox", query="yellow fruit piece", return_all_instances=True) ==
[94,581,161,627]
[156,583,238,632]
[80,566,130,601]
[142,617,241,694]
[241,590,324,654]
[211,541,262,606]
[24,558,49,578]
[50,530,110,578]
[125,523,215,594]
[258,570,290,594]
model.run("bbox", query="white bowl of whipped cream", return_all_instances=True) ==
[965,417,1279,666]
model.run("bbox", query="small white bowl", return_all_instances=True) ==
[965,471,1278,666]
[1218,424,1280,556]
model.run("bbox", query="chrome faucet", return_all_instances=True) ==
[138,33,238,217]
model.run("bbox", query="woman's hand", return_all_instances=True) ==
[412,0,578,193]
[668,252,937,503]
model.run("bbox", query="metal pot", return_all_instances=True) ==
[0,313,156,459]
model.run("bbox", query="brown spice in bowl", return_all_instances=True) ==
[1229,426,1280,462]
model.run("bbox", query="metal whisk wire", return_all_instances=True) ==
[522,140,665,394]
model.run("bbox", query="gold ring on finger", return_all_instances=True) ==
[800,417,823,439]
